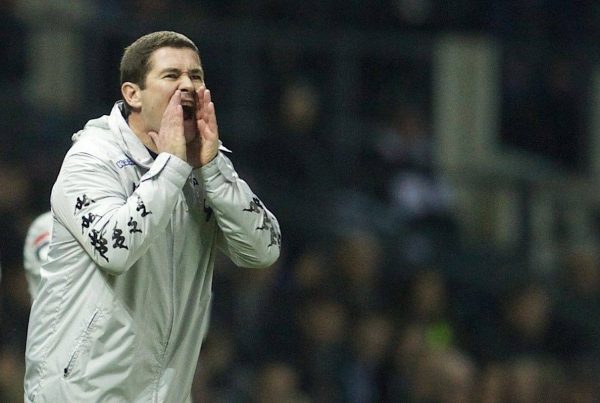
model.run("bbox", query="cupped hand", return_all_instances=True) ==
[186,86,220,168]
[148,90,188,162]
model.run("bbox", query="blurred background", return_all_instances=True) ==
[1,0,600,402]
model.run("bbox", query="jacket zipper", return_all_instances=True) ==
[166,216,176,346]
[153,215,177,401]
[64,309,99,378]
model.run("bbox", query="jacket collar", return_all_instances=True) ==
[108,101,155,168]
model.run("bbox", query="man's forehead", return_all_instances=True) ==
[149,47,202,70]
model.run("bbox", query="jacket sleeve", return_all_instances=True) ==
[51,150,192,275]
[198,152,281,268]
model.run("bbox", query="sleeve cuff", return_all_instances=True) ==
[142,152,193,187]
[197,153,238,190]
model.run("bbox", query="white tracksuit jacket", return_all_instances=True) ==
[24,102,281,402]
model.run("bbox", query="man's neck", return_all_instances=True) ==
[127,113,159,154]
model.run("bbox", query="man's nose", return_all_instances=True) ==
[179,74,195,91]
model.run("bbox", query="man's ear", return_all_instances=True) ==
[121,82,142,110]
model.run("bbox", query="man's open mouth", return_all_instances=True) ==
[182,104,195,120]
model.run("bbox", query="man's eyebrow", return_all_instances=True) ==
[160,68,181,74]
[159,67,203,75]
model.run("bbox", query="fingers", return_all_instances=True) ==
[168,89,182,112]
[163,90,184,132]
[161,90,183,131]
[204,91,218,134]
[195,87,218,135]
[192,86,219,166]
[166,90,183,120]
[153,90,187,160]
[195,85,205,118]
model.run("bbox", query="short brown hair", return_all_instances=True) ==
[120,31,199,89]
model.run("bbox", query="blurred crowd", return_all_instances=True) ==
[1,0,600,402]
[190,239,600,402]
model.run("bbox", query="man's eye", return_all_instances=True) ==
[191,75,203,81]
[164,74,177,79]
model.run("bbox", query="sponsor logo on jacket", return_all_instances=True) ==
[116,158,135,168]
